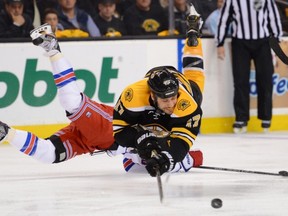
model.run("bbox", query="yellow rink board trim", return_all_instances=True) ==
[3,115,288,145]
[201,115,288,134]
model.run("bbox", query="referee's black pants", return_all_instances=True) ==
[231,38,274,122]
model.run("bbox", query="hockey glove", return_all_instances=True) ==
[145,151,175,177]
[135,130,161,160]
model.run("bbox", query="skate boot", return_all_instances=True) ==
[186,4,203,47]
[189,150,203,167]
[177,149,203,172]
[233,121,247,134]
[30,23,61,56]
[261,120,271,133]
[0,121,10,142]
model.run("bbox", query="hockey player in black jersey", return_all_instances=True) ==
[111,5,205,176]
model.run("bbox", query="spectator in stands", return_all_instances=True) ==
[190,0,217,23]
[93,0,127,37]
[76,0,98,18]
[0,0,34,38]
[43,8,89,38]
[21,0,58,27]
[203,0,230,36]
[123,0,168,35]
[158,0,189,36]
[173,0,189,35]
[116,0,137,17]
[57,0,101,37]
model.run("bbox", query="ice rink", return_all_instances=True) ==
[1,132,288,216]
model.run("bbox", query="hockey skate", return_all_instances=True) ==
[0,121,10,142]
[189,150,203,167]
[30,23,60,55]
[177,150,203,172]
[261,120,271,133]
[233,121,247,134]
[186,4,203,47]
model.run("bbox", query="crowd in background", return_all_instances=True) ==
[0,0,287,39]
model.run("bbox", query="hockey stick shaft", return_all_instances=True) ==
[195,165,288,177]
[269,36,288,65]
[150,149,164,203]
[90,150,106,156]
[156,169,164,203]
[275,0,288,6]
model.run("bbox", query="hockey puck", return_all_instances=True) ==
[279,170,288,176]
[211,198,222,209]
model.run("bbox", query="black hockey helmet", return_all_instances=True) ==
[147,66,179,99]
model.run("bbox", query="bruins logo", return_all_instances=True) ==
[107,27,116,33]
[177,99,191,111]
[142,19,160,32]
[124,88,133,102]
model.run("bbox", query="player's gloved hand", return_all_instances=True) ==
[145,151,174,177]
[135,130,161,160]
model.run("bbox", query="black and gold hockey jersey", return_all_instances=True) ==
[113,39,205,162]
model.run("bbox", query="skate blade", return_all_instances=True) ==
[233,126,247,134]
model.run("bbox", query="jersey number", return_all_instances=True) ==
[186,114,201,128]
[115,100,125,115]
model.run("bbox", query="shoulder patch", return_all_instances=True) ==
[177,99,191,111]
[124,88,133,102]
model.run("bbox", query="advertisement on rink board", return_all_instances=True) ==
[0,40,178,125]
[0,38,288,127]
[250,40,288,110]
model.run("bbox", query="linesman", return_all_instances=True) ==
[216,0,283,133]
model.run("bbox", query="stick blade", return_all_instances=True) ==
[279,170,288,177]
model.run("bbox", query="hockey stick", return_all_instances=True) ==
[156,168,164,203]
[90,124,169,157]
[269,36,288,65]
[150,150,164,203]
[275,0,288,6]
[91,125,165,203]
[195,165,288,177]
[90,150,106,156]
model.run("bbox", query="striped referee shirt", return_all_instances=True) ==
[216,0,283,46]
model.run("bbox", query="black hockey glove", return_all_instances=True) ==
[135,130,161,160]
[145,151,175,177]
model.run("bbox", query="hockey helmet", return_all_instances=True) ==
[147,66,179,99]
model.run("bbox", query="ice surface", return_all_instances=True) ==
[1,132,288,216]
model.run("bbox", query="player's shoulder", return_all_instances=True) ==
[173,87,198,117]
[120,78,151,110]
